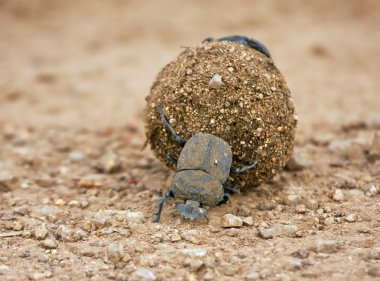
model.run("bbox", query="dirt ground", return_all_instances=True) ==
[1,0,380,280]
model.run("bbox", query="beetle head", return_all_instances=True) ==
[175,200,208,220]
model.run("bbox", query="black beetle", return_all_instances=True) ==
[153,106,257,222]
[203,35,271,58]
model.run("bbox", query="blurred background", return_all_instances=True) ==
[0,0,379,137]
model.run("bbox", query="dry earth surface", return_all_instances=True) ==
[1,0,380,280]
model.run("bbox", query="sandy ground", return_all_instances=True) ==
[0,0,380,280]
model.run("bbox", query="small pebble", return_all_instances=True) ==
[314,240,342,254]
[96,152,123,173]
[257,202,276,211]
[34,225,49,240]
[281,225,298,237]
[344,189,365,201]
[132,268,156,281]
[181,230,200,244]
[107,243,124,263]
[55,199,66,206]
[366,184,379,197]
[242,216,254,226]
[295,204,306,214]
[245,270,259,281]
[13,221,24,231]
[68,200,81,208]
[220,214,243,228]
[305,199,319,210]
[69,150,85,162]
[344,213,357,222]
[170,233,182,242]
[203,270,214,281]
[209,74,223,89]
[332,189,344,202]
[368,247,380,260]
[0,170,15,192]
[287,195,302,206]
[258,226,282,239]
[180,248,207,257]
[324,217,335,225]
[37,252,49,263]
[224,228,239,237]
[189,259,203,271]
[20,181,30,189]
[42,237,58,249]
[291,249,309,259]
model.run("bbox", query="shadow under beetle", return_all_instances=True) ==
[153,106,258,222]
[203,35,271,58]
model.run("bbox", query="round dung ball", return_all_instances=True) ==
[145,41,297,188]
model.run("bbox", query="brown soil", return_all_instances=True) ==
[1,1,380,281]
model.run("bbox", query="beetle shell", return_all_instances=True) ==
[171,170,224,207]
[177,133,232,183]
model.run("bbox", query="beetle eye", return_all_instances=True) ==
[214,160,218,165]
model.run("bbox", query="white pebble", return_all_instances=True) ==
[209,74,223,89]
[332,189,344,202]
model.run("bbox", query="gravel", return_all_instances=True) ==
[258,224,298,239]
[291,249,309,259]
[107,243,124,263]
[37,252,49,263]
[96,151,123,173]
[220,214,243,228]
[42,237,58,249]
[368,247,380,260]
[344,213,358,222]
[332,189,344,202]
[245,270,260,280]
[313,240,343,254]
[132,268,157,281]
[34,224,49,240]
[366,184,379,197]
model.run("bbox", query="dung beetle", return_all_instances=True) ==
[203,35,271,58]
[153,106,257,222]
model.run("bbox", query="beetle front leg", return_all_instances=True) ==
[156,105,186,147]
[230,161,257,174]
[152,190,174,223]
[167,153,178,165]
[223,184,240,193]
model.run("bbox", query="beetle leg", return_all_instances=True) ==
[167,153,178,165]
[152,190,174,223]
[247,38,271,58]
[218,193,230,205]
[230,161,257,174]
[156,105,186,147]
[202,37,214,43]
[223,184,240,193]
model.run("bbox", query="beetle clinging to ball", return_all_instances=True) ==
[146,35,297,222]
[153,105,257,222]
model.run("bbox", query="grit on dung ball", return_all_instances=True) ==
[145,41,297,188]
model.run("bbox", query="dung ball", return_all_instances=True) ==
[145,41,297,188]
